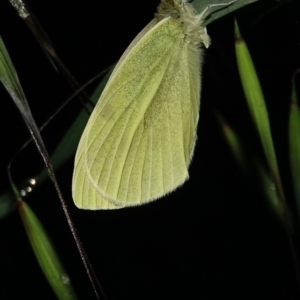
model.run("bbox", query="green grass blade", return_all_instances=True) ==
[18,200,78,300]
[234,21,285,206]
[289,78,300,224]
[0,37,26,104]
[0,37,48,158]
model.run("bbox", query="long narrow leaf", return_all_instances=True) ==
[289,78,300,224]
[18,200,78,299]
[234,21,285,206]
[0,37,51,170]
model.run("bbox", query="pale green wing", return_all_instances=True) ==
[72,20,158,210]
[73,17,201,209]
[72,129,124,209]
[108,19,158,81]
[113,39,201,205]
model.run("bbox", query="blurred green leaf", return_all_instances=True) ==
[217,114,284,222]
[18,200,78,300]
[0,192,17,219]
[216,113,246,169]
[0,37,50,168]
[289,78,300,224]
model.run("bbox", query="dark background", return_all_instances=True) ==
[1,0,300,299]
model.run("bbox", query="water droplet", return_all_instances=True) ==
[61,274,70,285]
[28,178,36,185]
[25,187,32,193]
[20,190,26,197]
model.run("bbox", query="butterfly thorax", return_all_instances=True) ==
[156,0,211,48]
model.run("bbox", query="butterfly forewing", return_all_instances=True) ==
[72,0,205,209]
